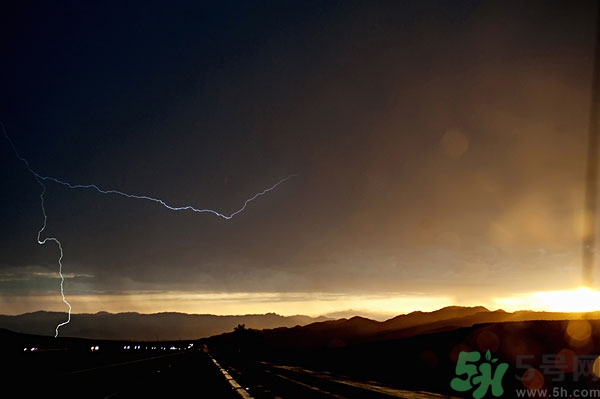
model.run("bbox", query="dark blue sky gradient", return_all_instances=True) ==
[0,1,597,313]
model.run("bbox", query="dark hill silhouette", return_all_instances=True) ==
[249,305,494,348]
[216,306,600,349]
[381,305,490,330]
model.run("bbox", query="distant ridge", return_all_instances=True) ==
[0,311,329,341]
[2,305,598,342]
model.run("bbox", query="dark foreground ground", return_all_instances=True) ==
[206,319,600,399]
[11,348,238,398]
[12,318,600,398]
[7,348,457,398]
[7,347,455,399]
[3,328,457,399]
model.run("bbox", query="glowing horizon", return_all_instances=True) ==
[0,291,454,320]
[4,287,600,321]
[492,286,600,313]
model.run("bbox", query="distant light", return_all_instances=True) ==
[23,348,27,352]
[593,356,600,378]
[494,286,600,313]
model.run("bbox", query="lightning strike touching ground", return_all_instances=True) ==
[2,124,298,336]
[37,183,72,338]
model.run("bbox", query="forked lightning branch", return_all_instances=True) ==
[2,124,297,337]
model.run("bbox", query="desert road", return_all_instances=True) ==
[211,355,462,399]
[16,350,238,398]
[14,349,460,398]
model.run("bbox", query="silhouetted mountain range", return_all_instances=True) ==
[212,306,600,349]
[5,306,600,398]
[0,311,329,340]
[1,306,597,342]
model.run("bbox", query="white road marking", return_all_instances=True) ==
[266,363,462,399]
[209,355,254,399]
[265,370,347,399]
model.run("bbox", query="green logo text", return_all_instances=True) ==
[451,350,508,399]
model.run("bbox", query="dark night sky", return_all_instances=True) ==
[0,0,598,317]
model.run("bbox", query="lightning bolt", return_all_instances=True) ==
[28,173,299,220]
[37,183,72,338]
[2,124,298,336]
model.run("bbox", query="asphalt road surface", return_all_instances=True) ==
[213,357,462,399]
[13,349,461,398]
[16,350,239,399]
